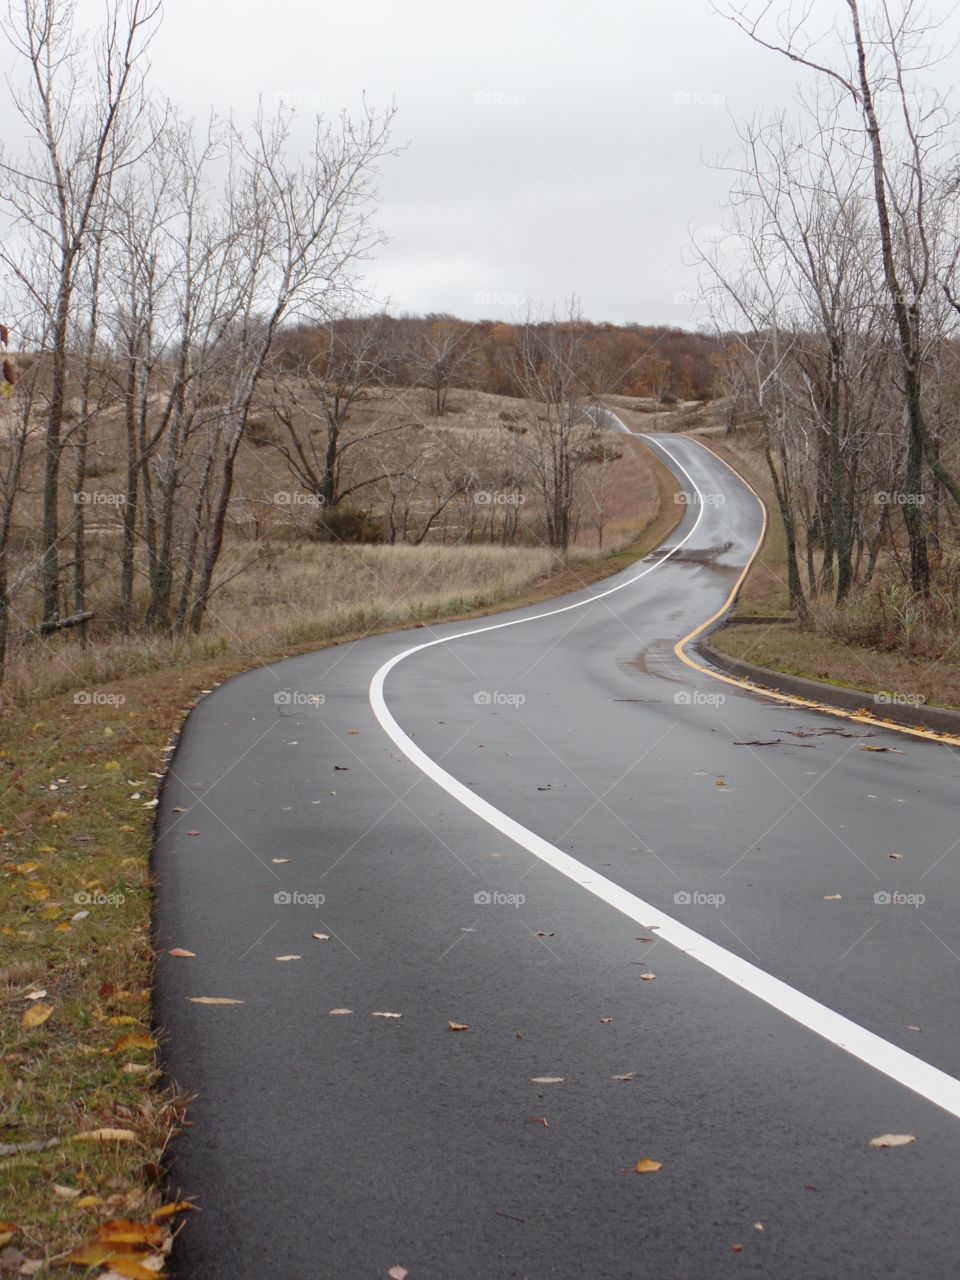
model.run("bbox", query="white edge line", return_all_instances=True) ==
[368,434,960,1122]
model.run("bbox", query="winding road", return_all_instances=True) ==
[154,432,960,1279]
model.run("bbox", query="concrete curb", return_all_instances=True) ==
[697,634,960,737]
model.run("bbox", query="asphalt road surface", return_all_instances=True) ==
[154,432,960,1279]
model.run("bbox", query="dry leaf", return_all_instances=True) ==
[167,948,195,958]
[312,933,330,941]
[97,1221,163,1248]
[111,1034,155,1054]
[72,1129,137,1143]
[54,1185,82,1200]
[823,894,842,901]
[21,1003,52,1030]
[123,1063,151,1076]
[186,997,243,1005]
[271,858,291,864]
[328,1008,353,1016]
[151,1202,197,1220]
[599,1017,613,1024]
[387,1268,408,1280]
[526,1116,549,1126]
[612,1073,635,1082]
[274,955,301,963]
[448,1021,469,1032]
[24,989,47,1001]
[639,973,656,981]
[634,1158,662,1174]
[371,1011,402,1019]
[529,1076,564,1084]
[888,852,904,860]
[868,1133,915,1148]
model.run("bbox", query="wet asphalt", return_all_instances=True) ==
[153,433,960,1279]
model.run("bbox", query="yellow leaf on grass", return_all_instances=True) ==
[104,761,121,770]
[151,1202,197,1220]
[21,1002,52,1029]
[72,1128,137,1143]
[97,1220,164,1247]
[111,1034,155,1054]
[68,1245,162,1278]
[102,1258,166,1280]
[76,1195,100,1209]
[0,1229,15,1248]
[36,846,56,854]
[634,1158,663,1174]
[105,1015,140,1026]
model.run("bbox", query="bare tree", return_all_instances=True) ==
[514,303,597,551]
[0,0,159,627]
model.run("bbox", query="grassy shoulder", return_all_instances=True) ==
[694,429,960,713]
[0,448,681,1273]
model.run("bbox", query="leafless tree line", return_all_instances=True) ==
[704,0,960,619]
[0,6,618,683]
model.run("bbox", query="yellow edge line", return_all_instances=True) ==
[673,435,960,750]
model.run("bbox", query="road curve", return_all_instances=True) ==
[154,433,960,1279]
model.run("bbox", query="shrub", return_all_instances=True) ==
[312,506,385,544]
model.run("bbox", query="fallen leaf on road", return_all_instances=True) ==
[186,831,200,837]
[535,931,554,938]
[599,1017,613,1024]
[634,1158,662,1174]
[387,1268,408,1280]
[448,1021,469,1032]
[167,949,195,958]
[529,1076,564,1084]
[271,858,290,864]
[527,1116,549,1126]
[888,852,904,860]
[274,955,301,962]
[640,973,656,981]
[860,744,904,753]
[328,1008,353,1016]
[823,894,842,901]
[312,933,330,941]
[732,1243,743,1253]
[372,1011,402,1019]
[715,779,727,788]
[868,1133,915,1148]
[21,1003,52,1029]
[612,1073,635,1082]
[186,997,244,1005]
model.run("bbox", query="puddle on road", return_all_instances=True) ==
[645,540,734,567]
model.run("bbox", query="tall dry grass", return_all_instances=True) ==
[4,543,558,706]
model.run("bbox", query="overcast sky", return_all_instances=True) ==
[15,0,957,328]
[130,0,807,327]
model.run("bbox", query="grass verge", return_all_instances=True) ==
[0,451,681,1274]
[693,429,960,712]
